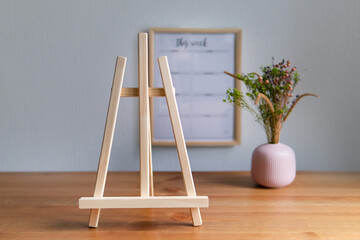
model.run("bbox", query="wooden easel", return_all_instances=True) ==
[79,33,208,227]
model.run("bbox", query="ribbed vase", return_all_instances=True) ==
[251,143,296,188]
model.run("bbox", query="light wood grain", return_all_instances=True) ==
[88,56,126,227]
[148,94,154,196]
[138,33,150,197]
[120,87,170,97]
[234,29,242,144]
[149,27,243,34]
[79,196,208,209]
[1,172,360,239]
[158,56,202,226]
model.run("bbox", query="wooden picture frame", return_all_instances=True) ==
[149,28,242,146]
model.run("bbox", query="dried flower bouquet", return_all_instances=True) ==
[224,58,319,144]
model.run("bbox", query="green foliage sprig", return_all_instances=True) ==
[224,58,319,144]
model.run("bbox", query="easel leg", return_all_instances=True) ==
[88,57,127,227]
[148,103,154,196]
[148,127,154,196]
[157,56,202,226]
[139,33,150,197]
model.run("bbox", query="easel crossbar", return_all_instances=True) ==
[121,87,174,97]
[79,196,209,209]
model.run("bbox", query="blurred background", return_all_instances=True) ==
[0,0,359,171]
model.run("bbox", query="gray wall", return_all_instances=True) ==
[1,0,359,172]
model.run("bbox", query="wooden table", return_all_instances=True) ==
[0,172,359,239]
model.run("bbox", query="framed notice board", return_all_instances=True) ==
[149,28,242,146]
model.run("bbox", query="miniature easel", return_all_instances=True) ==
[79,33,208,227]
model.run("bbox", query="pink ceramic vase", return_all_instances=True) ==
[251,143,296,188]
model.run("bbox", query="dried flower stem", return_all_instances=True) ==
[283,93,320,122]
[251,72,262,78]
[224,71,275,114]
[255,93,280,143]
[224,71,238,79]
[255,93,274,113]
[224,71,261,79]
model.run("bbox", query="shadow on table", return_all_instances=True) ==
[46,219,191,231]
[44,208,193,232]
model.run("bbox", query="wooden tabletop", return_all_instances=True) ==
[0,172,359,239]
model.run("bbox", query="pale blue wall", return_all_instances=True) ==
[1,0,359,171]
